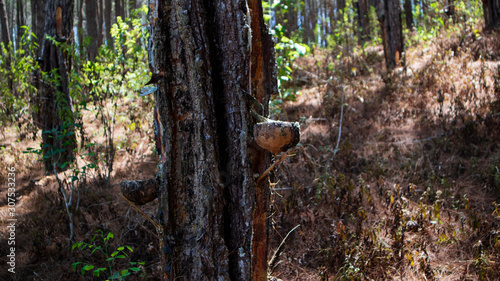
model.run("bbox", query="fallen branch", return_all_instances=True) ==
[268,224,301,275]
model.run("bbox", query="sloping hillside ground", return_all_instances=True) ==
[270,27,500,280]
[0,27,499,280]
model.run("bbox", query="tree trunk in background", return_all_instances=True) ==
[378,0,404,70]
[337,0,346,14]
[404,0,413,30]
[304,0,316,44]
[6,0,13,42]
[77,0,84,55]
[445,0,455,22]
[115,0,122,20]
[97,0,103,46]
[85,0,98,61]
[355,0,370,46]
[16,0,25,45]
[149,0,275,279]
[483,0,500,28]
[104,0,112,47]
[34,0,76,172]
[0,0,9,47]
[31,0,46,50]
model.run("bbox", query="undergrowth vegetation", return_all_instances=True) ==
[269,15,500,281]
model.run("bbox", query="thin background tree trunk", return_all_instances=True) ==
[85,0,98,61]
[16,0,24,46]
[0,0,10,46]
[378,0,404,70]
[114,0,122,20]
[31,0,45,50]
[404,0,413,30]
[97,0,103,46]
[104,0,112,47]
[77,0,84,56]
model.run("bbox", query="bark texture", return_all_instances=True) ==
[104,0,112,47]
[355,0,370,45]
[85,0,99,61]
[378,0,404,70]
[34,0,76,172]
[149,0,274,280]
[483,0,500,28]
[0,0,9,47]
[404,0,413,30]
[31,0,46,50]
[16,0,24,45]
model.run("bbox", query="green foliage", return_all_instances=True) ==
[263,1,310,116]
[326,0,358,51]
[273,23,310,93]
[0,27,39,128]
[407,0,483,47]
[72,230,145,280]
[64,5,150,184]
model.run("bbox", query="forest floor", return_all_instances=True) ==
[1,25,500,280]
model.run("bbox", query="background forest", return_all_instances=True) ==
[0,0,500,280]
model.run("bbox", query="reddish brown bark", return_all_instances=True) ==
[378,0,404,70]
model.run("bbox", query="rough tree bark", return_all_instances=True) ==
[378,0,404,70]
[115,0,122,21]
[31,0,46,49]
[77,0,84,55]
[355,0,370,45]
[97,0,104,46]
[104,0,112,47]
[85,0,99,61]
[0,0,9,47]
[404,0,413,30]
[34,0,76,172]
[145,0,277,280]
[483,0,500,29]
[16,0,24,45]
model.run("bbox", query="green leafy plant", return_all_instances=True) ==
[72,230,144,280]
[0,26,39,130]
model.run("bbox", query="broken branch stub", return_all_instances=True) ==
[120,178,159,205]
[254,120,300,154]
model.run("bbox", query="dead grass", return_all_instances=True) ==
[269,27,500,280]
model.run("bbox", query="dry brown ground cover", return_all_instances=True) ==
[1,26,500,280]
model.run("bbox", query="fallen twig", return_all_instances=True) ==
[268,224,301,275]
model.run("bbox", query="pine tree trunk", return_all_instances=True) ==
[104,0,112,47]
[115,0,122,20]
[148,0,275,280]
[0,0,9,47]
[355,0,370,46]
[16,0,24,46]
[97,0,104,46]
[34,0,76,172]
[85,0,99,61]
[31,0,46,50]
[404,0,413,30]
[378,0,404,70]
[483,0,500,28]
[77,0,84,55]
